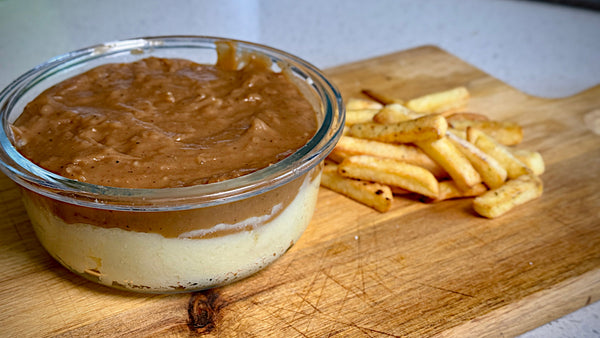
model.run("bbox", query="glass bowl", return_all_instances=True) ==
[0,36,344,293]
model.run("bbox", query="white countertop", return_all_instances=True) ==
[1,0,599,336]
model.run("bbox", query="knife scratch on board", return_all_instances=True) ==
[417,282,475,298]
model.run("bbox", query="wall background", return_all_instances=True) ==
[1,1,598,336]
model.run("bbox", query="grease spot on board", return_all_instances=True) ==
[326,242,351,256]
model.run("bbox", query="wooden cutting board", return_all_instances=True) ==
[1,46,599,337]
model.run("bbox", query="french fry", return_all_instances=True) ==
[373,103,424,124]
[415,137,482,191]
[338,155,439,198]
[447,128,467,140]
[323,82,542,217]
[406,86,470,114]
[342,125,351,136]
[332,136,448,178]
[349,114,448,143]
[450,119,523,146]
[512,149,545,176]
[467,127,531,179]
[473,174,543,218]
[361,89,404,105]
[321,163,393,212]
[346,98,383,110]
[446,131,507,189]
[431,181,488,202]
[446,112,490,122]
[346,109,380,125]
[327,148,351,163]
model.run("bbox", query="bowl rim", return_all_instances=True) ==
[0,35,345,211]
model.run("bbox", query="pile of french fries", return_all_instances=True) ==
[321,86,544,218]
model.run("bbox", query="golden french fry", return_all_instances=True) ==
[406,86,470,114]
[512,149,545,176]
[346,98,383,110]
[338,155,439,198]
[415,137,482,191]
[473,174,543,218]
[327,148,351,163]
[373,103,424,124]
[349,114,448,143]
[450,119,523,146]
[321,163,393,212]
[332,136,447,178]
[447,128,467,140]
[345,109,380,125]
[342,125,351,136]
[329,84,542,217]
[431,181,488,202]
[446,132,507,189]
[467,127,531,179]
[445,112,490,122]
[361,89,404,105]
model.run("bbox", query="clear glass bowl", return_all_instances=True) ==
[0,36,344,293]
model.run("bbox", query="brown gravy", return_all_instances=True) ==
[11,55,318,189]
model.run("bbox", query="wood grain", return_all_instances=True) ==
[0,45,599,337]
